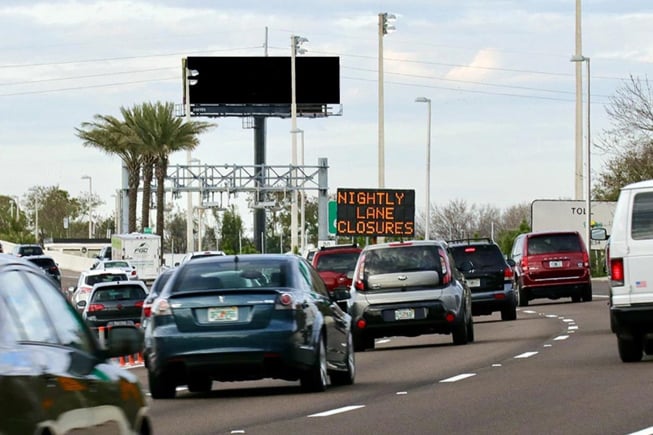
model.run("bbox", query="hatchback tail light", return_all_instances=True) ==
[88,303,105,312]
[354,254,366,291]
[80,286,92,294]
[143,306,152,318]
[610,258,624,286]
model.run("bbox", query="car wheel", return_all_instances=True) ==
[645,339,653,355]
[582,284,593,302]
[518,284,529,307]
[187,375,212,393]
[330,332,355,386]
[466,313,475,343]
[148,369,176,399]
[571,294,582,303]
[301,336,328,392]
[452,313,469,346]
[353,334,374,352]
[618,335,643,363]
[501,297,518,321]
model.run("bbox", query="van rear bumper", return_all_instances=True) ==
[610,304,653,335]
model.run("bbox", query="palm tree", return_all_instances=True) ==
[132,102,214,260]
[76,115,143,232]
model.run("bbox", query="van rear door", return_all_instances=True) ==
[624,190,653,305]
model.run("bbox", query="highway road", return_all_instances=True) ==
[61,271,653,435]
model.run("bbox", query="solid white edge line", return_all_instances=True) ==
[627,427,653,435]
[439,373,476,383]
[308,405,365,417]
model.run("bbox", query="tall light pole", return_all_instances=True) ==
[292,128,306,253]
[290,35,308,254]
[378,12,396,191]
[571,55,591,250]
[574,0,584,199]
[415,97,432,240]
[81,175,93,238]
[190,158,202,251]
[11,196,19,221]
[184,59,199,252]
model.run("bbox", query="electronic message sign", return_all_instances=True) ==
[336,188,415,237]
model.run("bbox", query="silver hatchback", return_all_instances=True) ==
[349,240,473,351]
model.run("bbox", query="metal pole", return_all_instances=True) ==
[378,13,385,190]
[299,130,306,252]
[88,177,93,238]
[586,58,591,252]
[574,0,584,199]
[185,61,194,253]
[290,35,299,254]
[425,100,431,240]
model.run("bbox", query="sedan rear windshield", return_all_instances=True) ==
[527,234,581,255]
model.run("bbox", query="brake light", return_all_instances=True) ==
[464,247,476,253]
[610,258,624,286]
[275,293,294,309]
[504,266,514,279]
[88,303,105,312]
[355,254,366,291]
[582,251,589,268]
[521,257,528,271]
[153,299,172,316]
[130,270,137,277]
[134,300,144,309]
[356,319,367,329]
[80,286,92,294]
[445,312,456,323]
[143,306,152,318]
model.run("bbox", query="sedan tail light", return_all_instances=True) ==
[153,299,172,316]
[275,293,294,310]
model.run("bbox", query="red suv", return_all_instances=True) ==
[510,231,592,306]
[311,244,362,294]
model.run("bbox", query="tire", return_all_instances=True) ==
[571,294,581,303]
[518,284,529,307]
[353,334,374,352]
[582,284,593,302]
[148,369,176,399]
[452,312,469,346]
[301,336,328,392]
[466,313,475,343]
[501,300,517,321]
[618,335,643,363]
[644,339,653,355]
[187,375,212,393]
[330,332,355,386]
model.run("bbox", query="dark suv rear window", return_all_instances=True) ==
[527,234,581,255]
[450,245,505,269]
[27,258,56,268]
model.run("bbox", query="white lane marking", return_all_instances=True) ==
[627,427,653,435]
[568,325,578,330]
[554,335,570,341]
[231,431,246,434]
[543,344,552,347]
[396,391,408,395]
[514,352,538,359]
[376,339,391,344]
[545,314,558,318]
[492,364,502,367]
[523,310,537,314]
[563,319,574,323]
[439,373,476,383]
[308,405,365,417]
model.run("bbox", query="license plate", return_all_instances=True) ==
[208,307,238,322]
[108,320,134,327]
[467,278,480,287]
[549,261,563,268]
[394,308,415,321]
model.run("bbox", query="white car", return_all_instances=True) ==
[176,250,226,266]
[69,269,129,307]
[91,259,139,280]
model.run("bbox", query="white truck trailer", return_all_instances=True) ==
[111,233,161,282]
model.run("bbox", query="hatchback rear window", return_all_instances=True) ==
[92,285,146,302]
[86,273,128,286]
[365,245,441,275]
[527,234,581,255]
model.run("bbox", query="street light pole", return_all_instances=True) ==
[184,59,199,253]
[415,97,431,240]
[571,55,591,250]
[290,35,307,254]
[81,175,92,238]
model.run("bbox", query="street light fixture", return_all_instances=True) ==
[290,35,308,254]
[570,55,591,250]
[415,97,432,240]
[81,175,93,238]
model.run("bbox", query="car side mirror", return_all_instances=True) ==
[76,300,87,310]
[591,227,608,241]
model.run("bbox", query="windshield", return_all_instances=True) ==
[315,252,360,272]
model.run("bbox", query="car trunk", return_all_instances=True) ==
[169,289,283,333]
[362,271,443,305]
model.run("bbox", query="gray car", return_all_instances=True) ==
[349,240,474,351]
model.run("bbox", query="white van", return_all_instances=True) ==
[600,179,653,362]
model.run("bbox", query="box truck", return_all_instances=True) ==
[111,233,161,282]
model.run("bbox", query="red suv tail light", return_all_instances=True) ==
[520,257,528,271]
[610,258,624,286]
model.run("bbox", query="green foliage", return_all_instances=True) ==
[496,219,531,257]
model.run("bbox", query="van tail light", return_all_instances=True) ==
[504,266,514,279]
[88,303,105,312]
[582,251,589,268]
[610,258,624,286]
[520,257,528,271]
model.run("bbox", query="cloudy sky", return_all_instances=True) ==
[1,1,652,235]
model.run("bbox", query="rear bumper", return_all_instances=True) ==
[470,285,515,314]
[611,304,653,335]
[351,299,460,339]
[520,273,590,299]
[145,325,315,382]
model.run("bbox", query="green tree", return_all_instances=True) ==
[0,195,33,242]
[219,205,245,255]
[24,186,82,242]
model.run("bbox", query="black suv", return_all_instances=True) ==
[12,244,44,257]
[23,254,61,286]
[447,238,518,321]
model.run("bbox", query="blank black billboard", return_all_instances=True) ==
[186,57,340,105]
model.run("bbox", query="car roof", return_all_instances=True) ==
[84,268,129,276]
[523,230,581,237]
[92,280,147,290]
[362,240,446,251]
